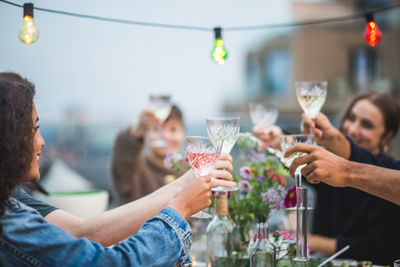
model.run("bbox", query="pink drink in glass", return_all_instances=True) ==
[187,152,221,177]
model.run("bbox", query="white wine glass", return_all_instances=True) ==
[249,103,278,127]
[148,94,172,147]
[186,136,222,219]
[206,117,240,192]
[280,134,315,266]
[295,81,327,135]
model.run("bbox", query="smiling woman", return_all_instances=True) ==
[28,105,46,182]
[340,91,400,156]
[0,74,238,266]
[309,91,400,264]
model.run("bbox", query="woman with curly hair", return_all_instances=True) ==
[0,80,235,266]
[0,80,38,222]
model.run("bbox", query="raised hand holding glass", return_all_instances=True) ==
[295,81,327,120]
[148,94,172,147]
[206,117,240,192]
[186,136,222,218]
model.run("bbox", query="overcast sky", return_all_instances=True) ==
[0,0,295,124]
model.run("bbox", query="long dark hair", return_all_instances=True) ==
[339,91,400,154]
[0,81,34,220]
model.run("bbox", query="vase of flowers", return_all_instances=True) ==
[164,133,298,265]
[227,133,297,264]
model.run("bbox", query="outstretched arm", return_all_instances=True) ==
[46,154,234,247]
[285,144,400,206]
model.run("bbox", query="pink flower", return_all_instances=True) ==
[240,167,253,179]
[239,180,252,193]
[284,186,297,208]
[276,230,294,241]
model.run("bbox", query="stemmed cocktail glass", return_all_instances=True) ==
[249,103,278,130]
[295,81,327,134]
[186,136,222,219]
[206,117,240,192]
[149,94,172,147]
[280,134,315,267]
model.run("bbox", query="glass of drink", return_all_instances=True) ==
[295,81,327,119]
[148,94,172,147]
[249,103,278,128]
[206,117,240,192]
[186,136,222,218]
[394,260,400,267]
[280,134,315,267]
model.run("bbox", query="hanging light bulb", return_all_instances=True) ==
[211,27,228,65]
[18,3,39,44]
[363,13,381,47]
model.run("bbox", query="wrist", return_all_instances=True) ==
[130,123,145,140]
[331,130,351,159]
[168,201,190,219]
[346,161,363,188]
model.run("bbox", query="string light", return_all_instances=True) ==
[18,3,39,44]
[211,27,228,65]
[0,0,398,53]
[364,13,381,47]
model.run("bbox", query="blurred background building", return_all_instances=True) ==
[226,0,400,155]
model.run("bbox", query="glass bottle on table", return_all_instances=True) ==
[248,218,275,267]
[206,192,234,267]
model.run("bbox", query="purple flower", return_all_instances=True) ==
[240,167,253,179]
[163,151,183,169]
[262,187,284,210]
[257,175,264,182]
[239,180,252,193]
[278,185,286,197]
[249,150,267,162]
[271,155,280,164]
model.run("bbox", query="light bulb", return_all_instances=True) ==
[18,3,39,45]
[363,13,381,47]
[211,27,228,65]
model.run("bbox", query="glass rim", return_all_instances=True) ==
[206,116,240,121]
[249,102,277,107]
[280,134,314,138]
[295,81,327,86]
[149,94,171,100]
[186,135,211,140]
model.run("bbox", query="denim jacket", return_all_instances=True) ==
[0,198,192,267]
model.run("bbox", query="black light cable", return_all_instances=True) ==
[0,0,400,32]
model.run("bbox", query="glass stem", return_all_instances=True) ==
[295,167,302,188]
[295,185,308,261]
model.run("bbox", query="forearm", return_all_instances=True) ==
[308,234,336,255]
[347,163,400,206]
[324,130,351,159]
[81,172,191,246]
[48,171,193,247]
